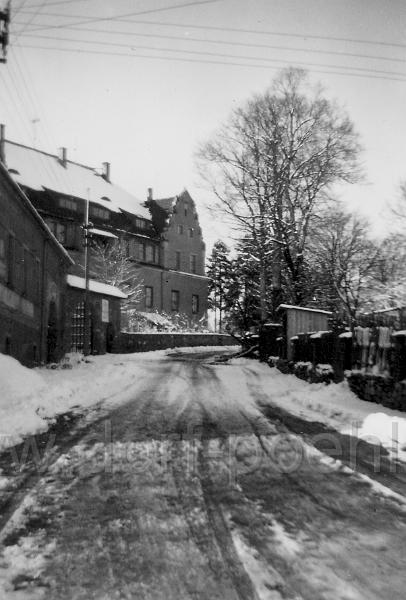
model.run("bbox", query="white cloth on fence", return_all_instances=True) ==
[355,326,363,346]
[378,326,392,349]
[361,327,371,347]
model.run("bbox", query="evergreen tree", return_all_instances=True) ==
[226,238,274,333]
[206,240,233,331]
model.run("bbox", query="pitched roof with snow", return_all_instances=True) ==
[4,141,150,219]
[0,160,73,265]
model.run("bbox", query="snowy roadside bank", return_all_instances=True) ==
[231,358,406,462]
[0,346,239,452]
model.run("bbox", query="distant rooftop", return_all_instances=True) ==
[152,189,193,212]
[152,196,177,212]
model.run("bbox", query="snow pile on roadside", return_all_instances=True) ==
[0,352,152,450]
[0,347,238,452]
[233,359,406,461]
[0,355,50,450]
[0,354,47,399]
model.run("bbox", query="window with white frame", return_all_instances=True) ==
[101,299,109,323]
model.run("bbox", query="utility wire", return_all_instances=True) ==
[17,34,406,80]
[16,0,222,32]
[9,42,75,195]
[14,0,46,41]
[0,65,64,193]
[13,0,30,18]
[17,43,406,83]
[27,0,93,8]
[16,11,406,51]
[16,26,406,66]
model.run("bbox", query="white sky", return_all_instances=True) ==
[1,0,406,251]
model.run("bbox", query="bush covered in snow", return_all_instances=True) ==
[274,358,335,385]
[347,372,397,408]
[267,356,280,367]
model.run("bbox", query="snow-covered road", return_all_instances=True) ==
[1,349,406,599]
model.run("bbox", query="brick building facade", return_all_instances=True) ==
[0,159,72,365]
[1,131,209,329]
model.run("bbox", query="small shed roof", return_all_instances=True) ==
[277,304,332,316]
[66,275,127,299]
[364,306,406,315]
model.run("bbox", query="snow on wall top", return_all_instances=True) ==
[66,274,127,298]
[5,141,150,219]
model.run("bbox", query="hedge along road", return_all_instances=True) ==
[0,349,406,600]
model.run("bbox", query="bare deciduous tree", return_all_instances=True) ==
[197,67,361,318]
[90,240,143,328]
[308,208,380,322]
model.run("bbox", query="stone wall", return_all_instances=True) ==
[113,332,240,353]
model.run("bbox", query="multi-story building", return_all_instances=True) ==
[1,127,209,331]
[0,153,72,365]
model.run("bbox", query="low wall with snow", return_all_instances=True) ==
[264,327,406,412]
[113,332,240,353]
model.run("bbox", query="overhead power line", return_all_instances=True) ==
[17,43,406,83]
[19,33,406,80]
[27,0,93,8]
[16,10,406,51]
[17,0,222,32]
[15,25,406,66]
[14,0,46,41]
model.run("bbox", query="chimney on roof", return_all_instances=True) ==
[148,187,153,200]
[102,161,111,183]
[58,147,67,167]
[0,123,6,166]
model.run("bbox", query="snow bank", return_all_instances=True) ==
[235,359,406,462]
[0,347,239,452]
[0,355,50,450]
[0,354,47,399]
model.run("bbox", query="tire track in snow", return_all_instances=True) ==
[0,362,175,540]
[167,360,261,600]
